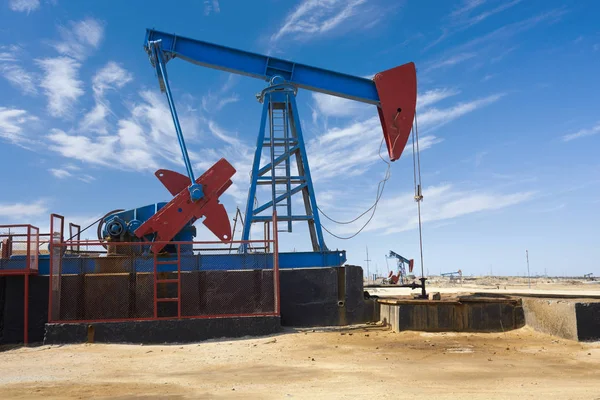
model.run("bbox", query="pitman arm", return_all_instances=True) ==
[148,40,204,202]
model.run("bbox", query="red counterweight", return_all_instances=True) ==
[134,158,236,254]
[373,62,417,162]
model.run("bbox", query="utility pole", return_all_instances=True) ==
[526,250,531,289]
[365,246,371,284]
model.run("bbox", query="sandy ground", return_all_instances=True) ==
[368,286,600,299]
[366,276,600,299]
[0,325,599,399]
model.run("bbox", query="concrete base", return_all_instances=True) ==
[379,296,525,333]
[522,298,600,342]
[0,275,49,343]
[280,265,378,327]
[44,316,281,344]
[1,265,376,344]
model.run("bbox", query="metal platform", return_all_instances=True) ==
[3,250,346,276]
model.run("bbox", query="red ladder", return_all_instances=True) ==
[153,244,181,318]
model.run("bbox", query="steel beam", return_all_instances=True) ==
[145,29,379,105]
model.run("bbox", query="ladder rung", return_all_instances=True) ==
[156,279,179,283]
[155,260,178,265]
[156,297,179,302]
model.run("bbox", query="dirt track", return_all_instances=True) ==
[0,325,599,399]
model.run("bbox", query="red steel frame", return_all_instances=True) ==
[47,211,281,324]
[0,223,40,345]
[48,214,64,324]
[68,223,81,253]
[153,243,183,318]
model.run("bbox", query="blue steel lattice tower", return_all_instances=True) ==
[241,79,326,252]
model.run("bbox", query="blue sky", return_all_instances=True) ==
[1,0,599,276]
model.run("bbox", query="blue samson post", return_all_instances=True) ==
[245,81,326,251]
[144,29,417,252]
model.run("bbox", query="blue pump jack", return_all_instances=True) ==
[139,29,417,257]
[0,31,419,298]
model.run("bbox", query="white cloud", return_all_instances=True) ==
[407,135,444,153]
[0,52,17,62]
[47,119,160,172]
[427,0,522,50]
[309,93,500,177]
[474,150,488,167]
[0,107,38,144]
[324,183,535,236]
[78,175,96,183]
[0,63,37,95]
[0,44,29,63]
[453,9,567,53]
[202,94,240,113]
[417,88,460,109]
[204,0,220,15]
[49,165,96,183]
[271,0,369,43]
[0,200,47,220]
[312,87,461,121]
[427,8,563,56]
[207,120,242,147]
[50,168,72,179]
[195,120,255,204]
[81,62,133,133]
[387,185,534,234]
[36,57,84,118]
[80,103,109,133]
[417,93,505,131]
[425,53,476,72]
[562,122,600,142]
[8,0,40,13]
[462,0,522,28]
[0,45,37,95]
[490,46,517,63]
[129,90,202,166]
[53,18,104,61]
[92,61,133,97]
[63,164,81,171]
[47,90,203,172]
[450,0,486,18]
[116,119,159,169]
[201,75,240,113]
[47,129,120,166]
[311,93,371,119]
[306,89,499,180]
[308,116,395,180]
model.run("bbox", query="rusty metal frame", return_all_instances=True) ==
[47,211,281,324]
[0,223,40,344]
